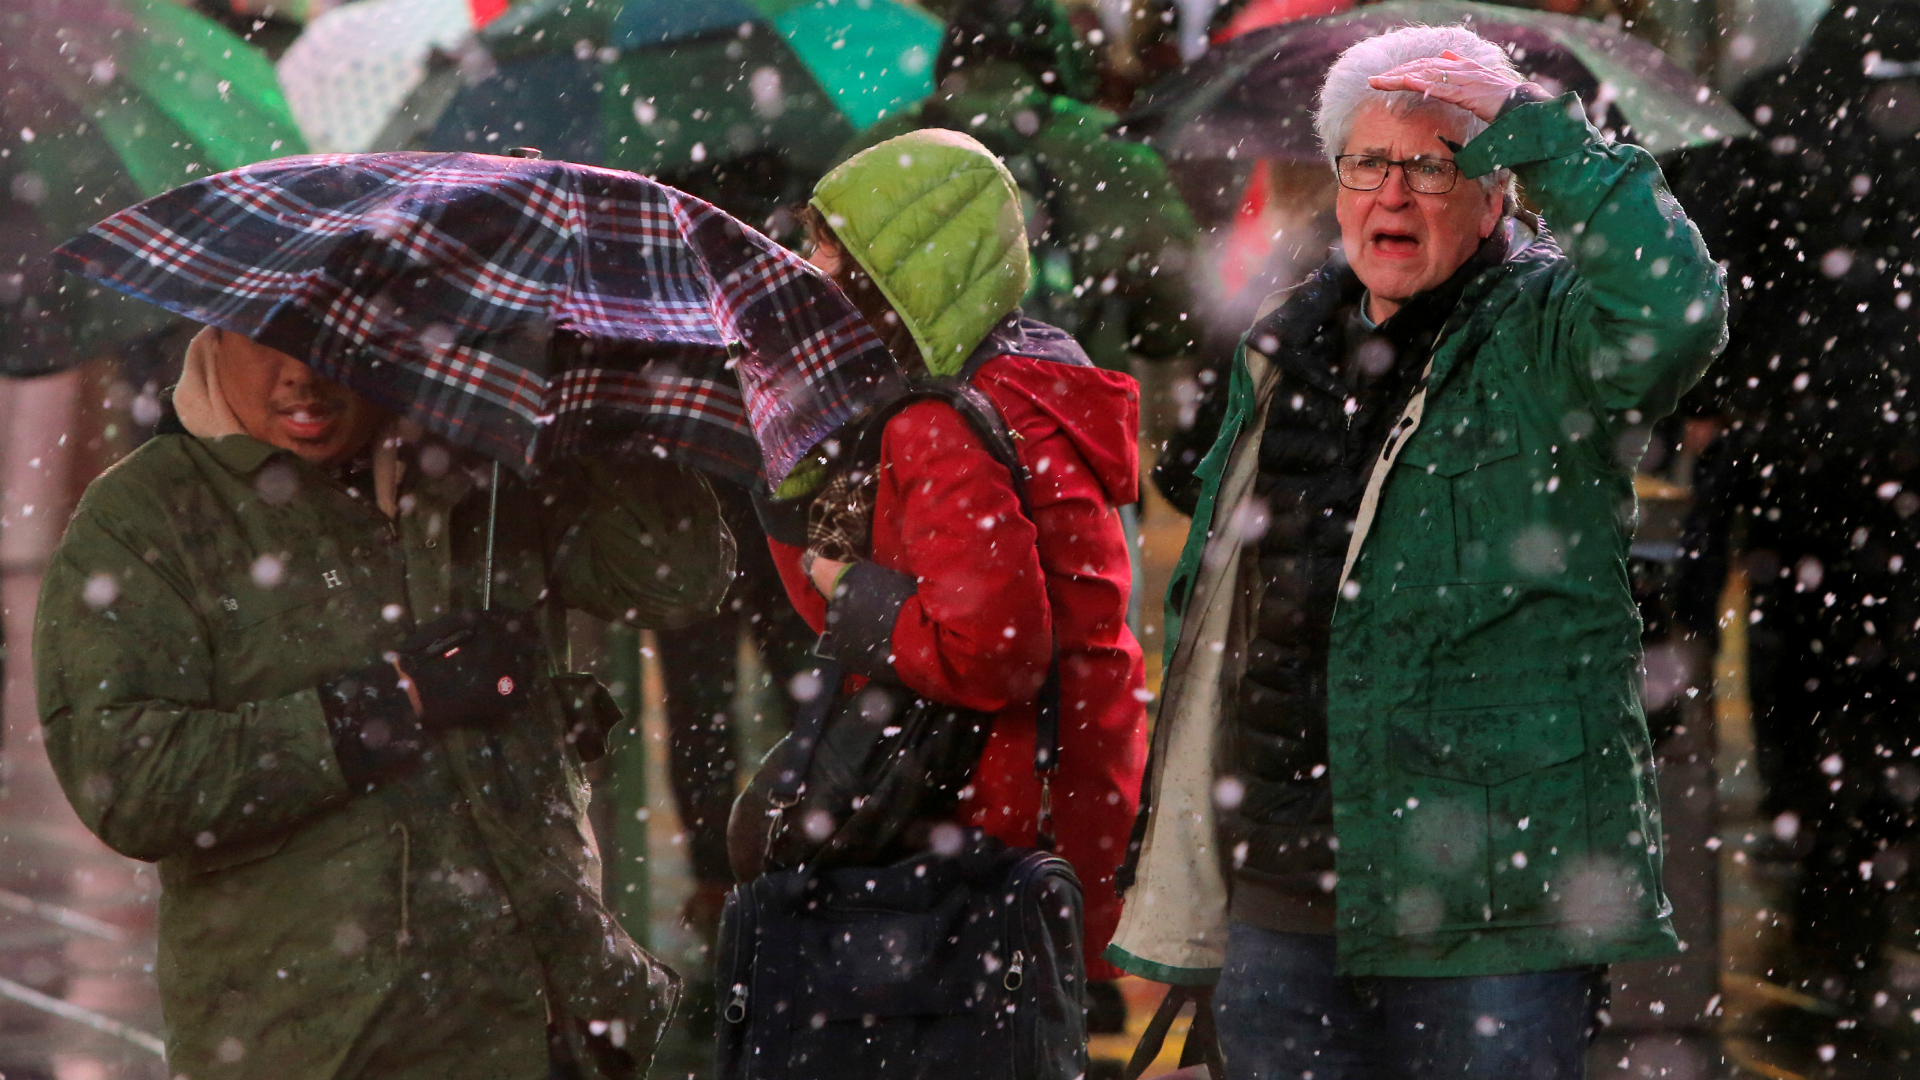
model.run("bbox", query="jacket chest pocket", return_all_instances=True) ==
[1382,701,1587,935]
[215,561,392,689]
[220,577,336,631]
[1391,410,1520,582]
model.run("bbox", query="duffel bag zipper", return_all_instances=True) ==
[720,883,760,1031]
[1000,851,1072,994]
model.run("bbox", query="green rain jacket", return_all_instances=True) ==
[1109,94,1726,979]
[35,420,733,1077]
[845,62,1198,369]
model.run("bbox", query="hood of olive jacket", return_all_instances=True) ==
[811,128,1032,376]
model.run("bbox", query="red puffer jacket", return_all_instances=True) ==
[768,326,1148,980]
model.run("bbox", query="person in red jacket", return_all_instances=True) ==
[760,129,1150,981]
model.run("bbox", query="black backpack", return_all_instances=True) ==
[714,380,1088,1080]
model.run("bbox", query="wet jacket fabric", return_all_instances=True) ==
[36,422,733,1079]
[1153,239,1506,935]
[843,61,1198,370]
[771,130,1148,979]
[1110,93,1727,980]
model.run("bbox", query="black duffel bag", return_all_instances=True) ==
[715,834,1086,1080]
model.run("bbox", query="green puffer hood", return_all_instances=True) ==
[810,129,1031,376]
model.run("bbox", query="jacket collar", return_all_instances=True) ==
[157,389,479,513]
[158,390,284,475]
[1421,217,1547,394]
[959,313,1092,380]
[1252,223,1520,399]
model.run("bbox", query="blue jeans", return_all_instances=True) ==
[1212,923,1603,1080]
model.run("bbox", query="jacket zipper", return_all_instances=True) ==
[1332,336,1445,616]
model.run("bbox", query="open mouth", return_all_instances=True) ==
[278,403,339,441]
[1370,230,1421,257]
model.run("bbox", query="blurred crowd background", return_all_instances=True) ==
[0,0,1911,1076]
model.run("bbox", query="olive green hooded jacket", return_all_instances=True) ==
[1109,94,1726,980]
[35,417,732,1078]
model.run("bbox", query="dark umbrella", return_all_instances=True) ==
[0,0,307,373]
[377,0,943,225]
[1128,0,1754,167]
[50,151,903,488]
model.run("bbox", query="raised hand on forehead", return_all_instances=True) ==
[1367,49,1542,124]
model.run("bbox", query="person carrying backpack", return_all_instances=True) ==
[753,128,1149,984]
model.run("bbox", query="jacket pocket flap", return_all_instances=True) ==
[1397,410,1520,478]
[175,830,293,876]
[1390,702,1583,787]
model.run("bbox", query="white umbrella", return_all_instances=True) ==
[277,0,480,153]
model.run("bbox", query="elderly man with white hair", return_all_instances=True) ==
[1116,24,1727,1080]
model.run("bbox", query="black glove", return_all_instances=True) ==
[750,482,813,548]
[319,659,424,788]
[318,609,543,787]
[396,609,543,732]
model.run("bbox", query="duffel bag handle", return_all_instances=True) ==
[1124,984,1223,1080]
[763,653,845,847]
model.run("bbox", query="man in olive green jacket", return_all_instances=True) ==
[35,328,733,1079]
[1112,27,1726,1080]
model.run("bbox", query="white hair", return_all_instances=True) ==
[1315,25,1519,195]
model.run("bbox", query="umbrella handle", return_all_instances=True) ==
[483,460,499,611]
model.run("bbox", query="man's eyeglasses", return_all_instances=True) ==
[1334,155,1462,195]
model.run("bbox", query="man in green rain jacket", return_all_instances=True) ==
[1110,27,1726,1079]
[35,328,733,1079]
[845,0,1197,371]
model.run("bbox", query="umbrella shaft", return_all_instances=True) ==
[483,461,499,611]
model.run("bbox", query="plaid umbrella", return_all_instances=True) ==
[50,151,903,487]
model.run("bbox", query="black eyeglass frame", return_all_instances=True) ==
[1333,154,1463,195]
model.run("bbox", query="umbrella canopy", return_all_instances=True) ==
[0,0,306,373]
[1213,0,1356,42]
[378,0,942,222]
[277,0,508,154]
[1129,0,1755,163]
[50,152,903,486]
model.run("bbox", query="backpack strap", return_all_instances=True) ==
[883,379,1063,848]
[779,378,1066,848]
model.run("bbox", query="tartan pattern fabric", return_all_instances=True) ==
[52,152,904,485]
[805,467,876,564]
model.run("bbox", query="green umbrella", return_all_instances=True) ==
[384,0,942,224]
[1,0,307,373]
